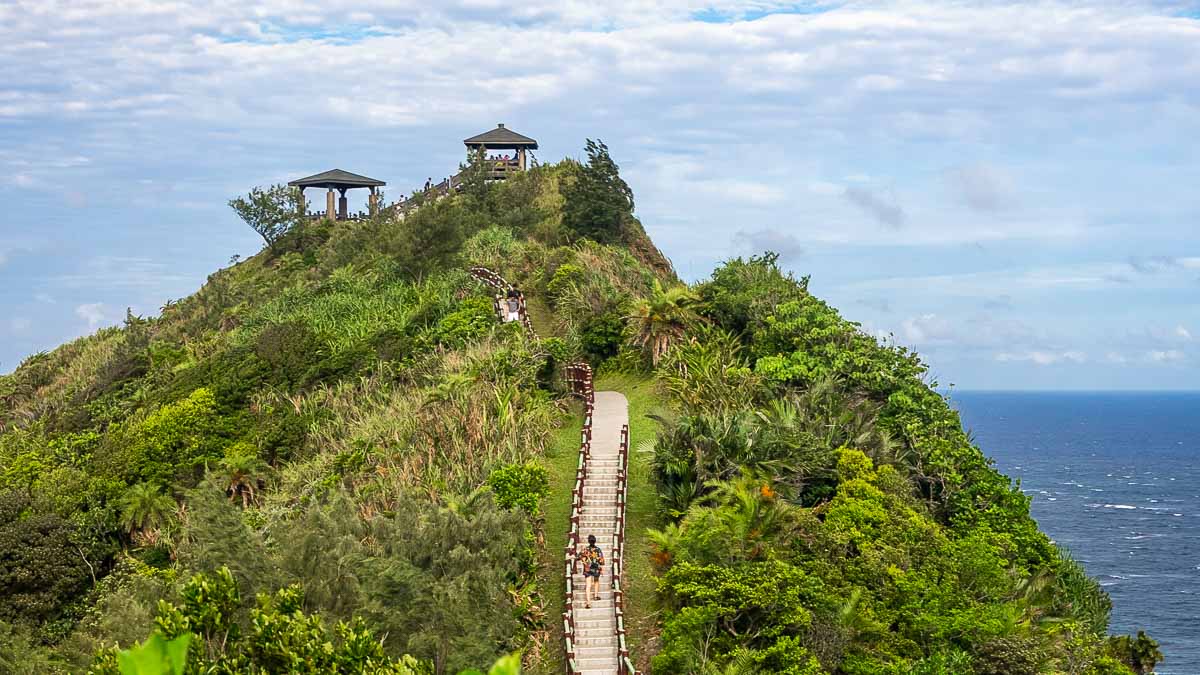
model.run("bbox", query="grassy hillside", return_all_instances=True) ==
[0,142,1158,675]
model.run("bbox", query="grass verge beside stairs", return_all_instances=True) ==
[531,373,663,673]
[531,398,583,675]
[596,373,663,671]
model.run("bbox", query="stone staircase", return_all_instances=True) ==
[570,391,629,675]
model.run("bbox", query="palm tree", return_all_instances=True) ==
[702,473,796,562]
[627,280,701,366]
[220,445,268,508]
[118,482,176,537]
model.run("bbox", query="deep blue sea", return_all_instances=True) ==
[952,392,1200,674]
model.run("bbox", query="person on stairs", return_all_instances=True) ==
[504,289,522,323]
[582,534,605,608]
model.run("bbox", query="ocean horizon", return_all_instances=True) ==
[952,390,1200,674]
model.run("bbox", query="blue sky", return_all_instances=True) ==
[0,0,1197,389]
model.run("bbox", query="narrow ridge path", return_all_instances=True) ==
[571,391,628,675]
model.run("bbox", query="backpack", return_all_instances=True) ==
[584,545,604,573]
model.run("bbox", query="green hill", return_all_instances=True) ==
[0,143,1156,675]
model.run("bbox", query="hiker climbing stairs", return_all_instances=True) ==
[570,390,630,674]
[469,266,534,332]
[562,364,636,675]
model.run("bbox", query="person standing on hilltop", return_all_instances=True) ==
[581,534,604,608]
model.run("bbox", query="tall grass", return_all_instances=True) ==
[271,333,560,508]
[0,328,127,429]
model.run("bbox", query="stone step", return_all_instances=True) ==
[576,655,618,668]
[573,595,614,605]
[576,629,619,638]
[576,645,617,659]
[574,605,617,618]
[574,625,616,634]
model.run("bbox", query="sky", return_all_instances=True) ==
[0,1,1197,389]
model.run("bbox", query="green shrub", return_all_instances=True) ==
[255,321,323,386]
[121,389,227,485]
[0,491,94,626]
[579,310,625,364]
[487,462,550,516]
[434,297,496,347]
[545,263,584,304]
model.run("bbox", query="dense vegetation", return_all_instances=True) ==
[0,141,1159,674]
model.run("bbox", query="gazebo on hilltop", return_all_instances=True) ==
[464,124,538,179]
[288,169,385,221]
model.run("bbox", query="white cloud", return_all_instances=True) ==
[899,313,953,344]
[995,350,1087,366]
[841,258,1200,299]
[55,256,188,290]
[1147,349,1186,363]
[74,302,109,328]
[1,1,1200,388]
[1174,325,1193,341]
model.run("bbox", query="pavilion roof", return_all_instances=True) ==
[288,169,386,189]
[463,124,538,149]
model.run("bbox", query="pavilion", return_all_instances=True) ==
[464,124,538,179]
[288,169,386,221]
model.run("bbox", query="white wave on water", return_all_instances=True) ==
[1103,504,1138,510]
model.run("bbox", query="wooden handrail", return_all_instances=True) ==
[612,422,637,674]
[561,359,595,673]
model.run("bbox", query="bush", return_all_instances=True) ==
[579,310,625,365]
[0,491,94,626]
[117,388,228,485]
[90,568,430,675]
[434,297,496,347]
[255,321,324,387]
[487,462,550,516]
[545,263,584,304]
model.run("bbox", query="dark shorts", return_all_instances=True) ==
[584,568,601,578]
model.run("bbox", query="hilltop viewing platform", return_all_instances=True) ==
[288,123,538,222]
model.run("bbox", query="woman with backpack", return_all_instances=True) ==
[581,534,604,608]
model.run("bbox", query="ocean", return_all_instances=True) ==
[951,391,1200,674]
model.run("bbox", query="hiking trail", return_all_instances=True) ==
[468,267,637,675]
[570,390,630,674]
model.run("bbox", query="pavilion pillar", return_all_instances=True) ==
[368,187,378,216]
[325,189,336,221]
[338,189,348,220]
[296,187,306,217]
[517,148,526,171]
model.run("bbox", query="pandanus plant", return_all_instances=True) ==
[118,482,176,545]
[627,280,701,366]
